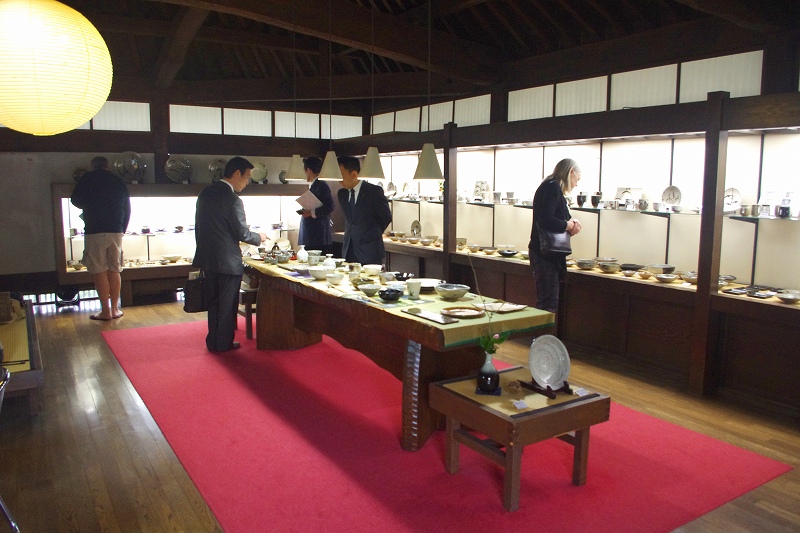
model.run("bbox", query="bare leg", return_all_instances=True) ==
[93,271,112,319]
[108,271,122,317]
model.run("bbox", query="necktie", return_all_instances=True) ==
[349,189,356,213]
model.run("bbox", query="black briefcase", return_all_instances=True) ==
[183,272,208,313]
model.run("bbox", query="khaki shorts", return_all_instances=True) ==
[82,233,124,274]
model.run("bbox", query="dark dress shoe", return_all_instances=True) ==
[230,341,241,350]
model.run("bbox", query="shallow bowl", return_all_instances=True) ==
[308,266,334,280]
[378,288,403,302]
[159,259,170,265]
[595,257,617,263]
[425,235,439,242]
[406,237,420,244]
[575,259,596,270]
[326,272,343,285]
[350,277,374,288]
[621,270,636,277]
[359,283,380,297]
[162,254,182,263]
[598,262,621,274]
[498,250,518,258]
[776,292,800,304]
[363,264,383,276]
[680,271,699,284]
[637,270,653,280]
[434,283,470,300]
[392,272,414,282]
[72,262,86,270]
[467,244,481,253]
[419,238,434,246]
[482,247,497,255]
[655,273,678,283]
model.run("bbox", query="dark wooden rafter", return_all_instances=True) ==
[153,7,209,88]
[529,0,575,48]
[674,0,796,32]
[400,0,491,24]
[143,0,500,84]
[555,0,600,41]
[506,1,552,51]
[485,3,528,52]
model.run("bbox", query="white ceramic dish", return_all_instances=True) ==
[528,335,571,389]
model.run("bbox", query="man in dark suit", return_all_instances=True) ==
[193,157,267,353]
[337,156,392,265]
[297,156,335,255]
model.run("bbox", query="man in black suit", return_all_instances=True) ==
[337,156,392,265]
[297,156,335,255]
[193,157,267,353]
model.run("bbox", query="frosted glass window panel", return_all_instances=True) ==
[667,214,701,272]
[569,211,599,260]
[322,114,362,139]
[508,85,553,121]
[395,108,420,132]
[555,76,607,117]
[241,196,283,236]
[679,51,763,103]
[419,201,443,239]
[724,135,762,206]
[273,111,295,138]
[421,101,454,131]
[753,219,800,289]
[720,218,755,283]
[169,105,222,134]
[456,150,495,200]
[600,139,671,202]
[610,65,678,110]
[598,210,669,265]
[454,94,490,127]
[494,147,544,201]
[671,138,705,208]
[294,112,321,138]
[93,101,151,131]
[493,204,532,251]
[223,108,271,137]
[391,200,421,237]
[761,133,800,195]
[372,112,394,134]
[543,144,601,198]
[456,203,493,246]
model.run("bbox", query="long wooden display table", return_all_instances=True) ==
[244,258,555,451]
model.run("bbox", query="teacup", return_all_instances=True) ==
[308,255,322,266]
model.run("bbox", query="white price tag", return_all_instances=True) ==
[574,387,591,397]
[512,400,528,410]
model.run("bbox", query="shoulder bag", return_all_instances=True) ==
[537,223,572,256]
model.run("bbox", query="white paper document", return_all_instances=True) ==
[295,190,323,211]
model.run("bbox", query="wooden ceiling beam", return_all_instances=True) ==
[143,0,500,84]
[154,7,209,88]
[400,0,491,24]
[673,0,795,32]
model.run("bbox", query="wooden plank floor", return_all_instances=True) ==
[0,297,797,532]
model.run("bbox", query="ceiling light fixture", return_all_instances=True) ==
[0,0,113,136]
[318,0,341,181]
[413,0,443,180]
[359,5,385,180]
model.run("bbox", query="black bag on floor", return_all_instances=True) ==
[183,272,208,313]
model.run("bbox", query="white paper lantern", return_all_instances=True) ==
[0,0,113,136]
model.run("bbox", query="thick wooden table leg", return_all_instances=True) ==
[445,417,460,474]
[256,281,320,350]
[572,427,590,486]
[503,444,523,512]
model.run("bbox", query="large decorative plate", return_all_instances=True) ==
[410,220,422,237]
[528,335,570,389]
[250,161,268,183]
[661,186,682,206]
[723,187,741,213]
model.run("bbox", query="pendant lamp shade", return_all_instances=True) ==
[285,154,306,181]
[413,143,443,180]
[0,0,113,136]
[318,150,341,181]
[360,146,385,180]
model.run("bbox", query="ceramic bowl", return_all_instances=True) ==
[406,237,420,244]
[306,250,322,256]
[576,259,596,270]
[363,264,383,276]
[655,273,678,283]
[622,270,636,277]
[598,262,621,274]
[359,283,380,297]
[308,266,334,280]
[333,258,346,268]
[646,264,675,274]
[326,272,343,285]
[159,259,170,265]
[637,270,653,280]
[681,271,699,284]
[425,235,439,242]
[398,237,408,243]
[467,244,481,253]
[162,254,181,263]
[350,277,374,288]
[671,205,684,213]
[620,263,645,272]
[378,288,403,302]
[482,247,497,255]
[498,250,518,258]
[520,251,529,260]
[776,292,800,304]
[419,238,434,246]
[392,272,414,282]
[456,238,467,247]
[72,262,85,270]
[434,283,470,300]
[594,257,617,263]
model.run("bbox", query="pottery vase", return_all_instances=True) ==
[477,351,500,393]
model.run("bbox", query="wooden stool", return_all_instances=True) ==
[238,289,258,339]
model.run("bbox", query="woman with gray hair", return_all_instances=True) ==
[528,158,582,313]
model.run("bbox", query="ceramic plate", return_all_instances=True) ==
[662,186,682,206]
[528,335,570,389]
[723,187,741,213]
[440,307,485,319]
[410,220,422,237]
[415,278,446,290]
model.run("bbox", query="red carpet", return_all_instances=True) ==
[103,321,791,533]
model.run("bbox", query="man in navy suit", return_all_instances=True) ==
[193,157,267,353]
[337,156,392,265]
[297,156,335,255]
